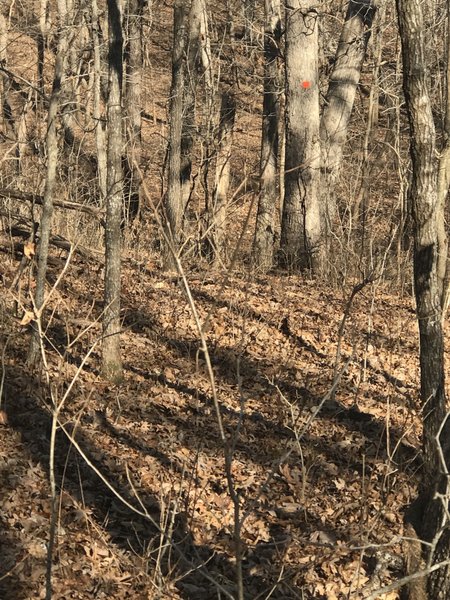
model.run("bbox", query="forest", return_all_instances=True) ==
[1,0,450,599]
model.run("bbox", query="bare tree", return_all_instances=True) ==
[280,0,321,269]
[279,0,375,271]
[125,0,146,221]
[210,88,236,260]
[320,0,376,236]
[437,1,450,314]
[28,0,70,364]
[253,0,282,272]
[164,0,189,270]
[0,9,7,132]
[91,0,107,202]
[102,0,124,381]
[397,0,450,596]
[37,0,50,111]
[180,0,205,209]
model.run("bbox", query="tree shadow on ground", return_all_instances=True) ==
[189,286,415,391]
[43,309,420,478]
[4,365,310,599]
[0,531,26,600]
[122,318,421,477]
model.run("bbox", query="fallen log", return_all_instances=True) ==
[0,187,105,222]
[0,212,103,264]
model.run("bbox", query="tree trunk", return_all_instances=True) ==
[0,10,7,133]
[352,2,385,226]
[437,1,450,315]
[253,0,281,272]
[37,0,49,112]
[102,0,123,382]
[91,0,107,202]
[280,0,320,270]
[60,0,76,147]
[125,0,145,222]
[180,0,207,210]
[397,0,450,597]
[241,0,256,51]
[164,0,188,270]
[320,0,376,235]
[28,0,69,365]
[210,89,236,261]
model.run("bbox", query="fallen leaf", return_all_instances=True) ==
[19,311,35,326]
[24,241,35,259]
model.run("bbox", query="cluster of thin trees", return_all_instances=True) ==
[164,0,376,271]
[1,0,450,596]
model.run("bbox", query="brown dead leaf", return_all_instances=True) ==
[24,241,35,259]
[19,310,35,326]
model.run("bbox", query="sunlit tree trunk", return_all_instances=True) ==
[164,0,188,269]
[397,0,450,597]
[37,0,49,112]
[253,0,281,272]
[180,0,206,209]
[280,0,320,269]
[320,0,376,236]
[28,0,69,365]
[0,10,7,132]
[102,0,123,381]
[437,1,450,315]
[211,89,236,260]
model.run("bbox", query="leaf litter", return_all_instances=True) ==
[0,251,438,599]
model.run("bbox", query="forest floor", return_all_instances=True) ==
[0,2,433,598]
[0,240,439,600]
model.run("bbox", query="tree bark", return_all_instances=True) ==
[210,89,236,260]
[102,0,123,382]
[437,1,450,314]
[241,0,256,51]
[0,9,7,133]
[320,0,376,235]
[91,0,107,202]
[164,0,188,270]
[180,0,207,210]
[28,0,69,365]
[125,0,145,221]
[37,0,49,112]
[253,0,281,272]
[397,0,450,597]
[281,0,321,270]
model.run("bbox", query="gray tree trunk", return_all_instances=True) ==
[125,0,145,221]
[37,0,49,111]
[210,89,236,261]
[91,0,107,202]
[253,0,281,272]
[437,1,450,314]
[320,0,376,235]
[164,0,188,270]
[397,0,450,597]
[28,0,69,365]
[102,0,123,382]
[0,11,7,133]
[281,0,321,269]
[180,0,207,209]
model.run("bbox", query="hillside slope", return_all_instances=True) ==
[0,245,436,599]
